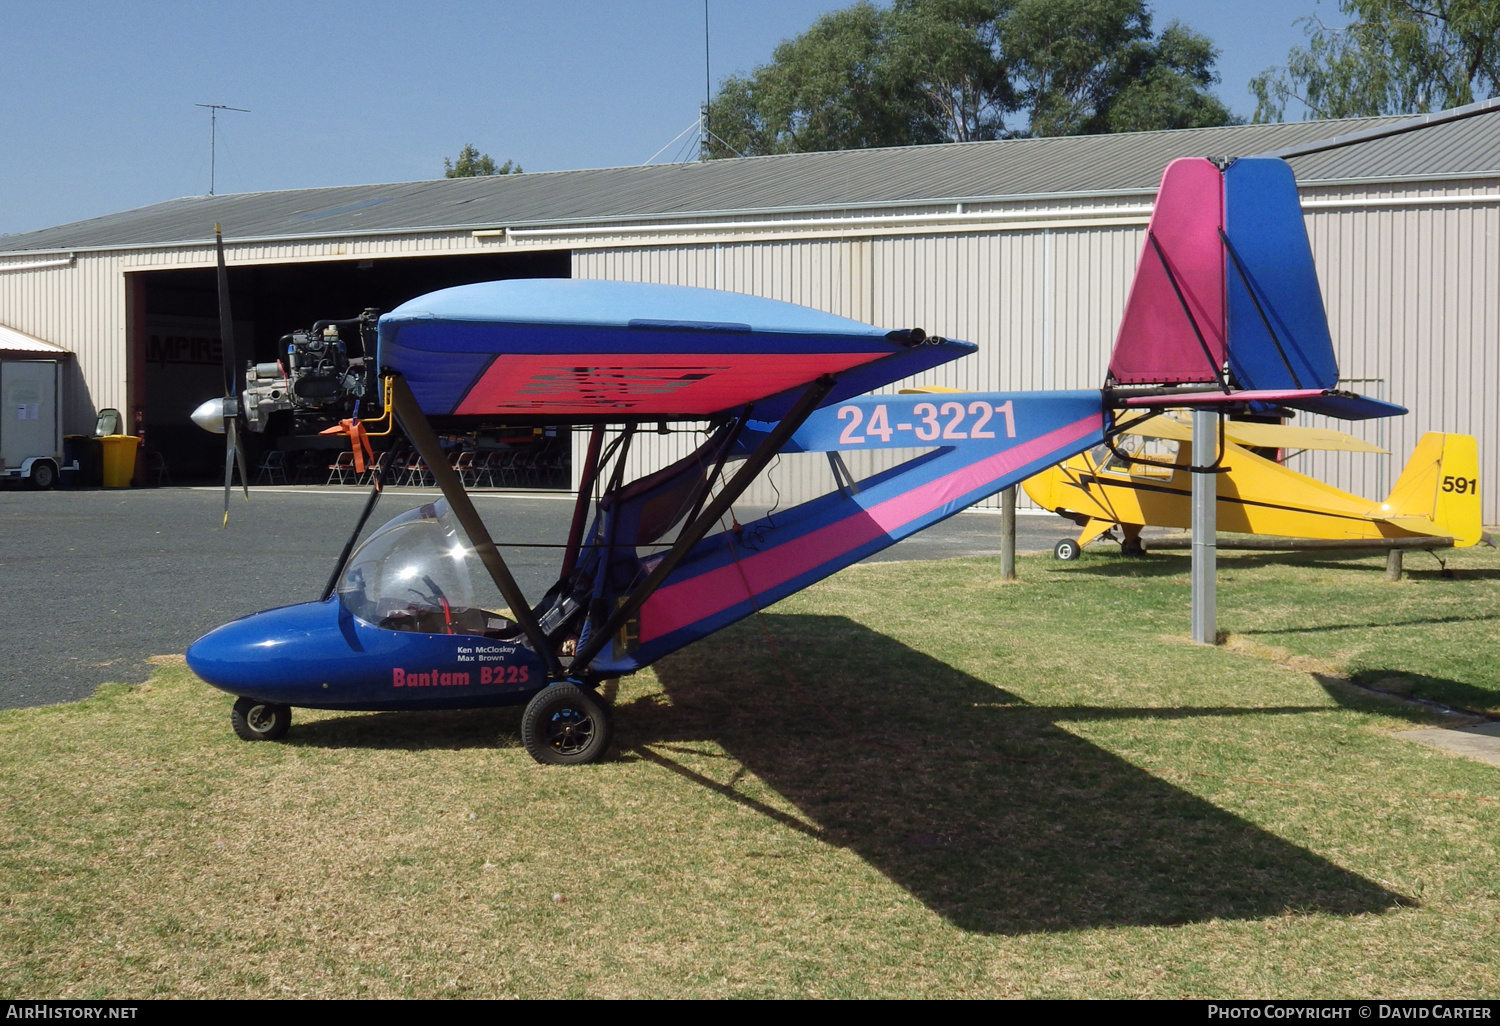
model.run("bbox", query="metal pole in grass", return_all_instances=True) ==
[1000,486,1017,580]
[1191,408,1217,644]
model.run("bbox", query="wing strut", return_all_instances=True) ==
[570,374,836,675]
[561,425,605,580]
[388,375,564,678]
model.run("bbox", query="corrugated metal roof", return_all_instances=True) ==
[0,323,69,355]
[3,114,1498,254]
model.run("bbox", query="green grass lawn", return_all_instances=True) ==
[3,544,1499,998]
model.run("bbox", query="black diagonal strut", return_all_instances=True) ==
[570,375,837,675]
[388,375,563,677]
[1218,227,1304,389]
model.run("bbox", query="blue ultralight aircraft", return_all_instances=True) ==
[186,155,1405,764]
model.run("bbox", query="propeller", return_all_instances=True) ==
[215,224,250,526]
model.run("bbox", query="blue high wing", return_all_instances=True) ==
[378,278,973,420]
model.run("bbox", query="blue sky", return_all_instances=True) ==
[0,1,1345,238]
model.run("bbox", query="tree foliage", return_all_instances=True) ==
[1251,0,1500,121]
[444,144,521,177]
[1007,2,1235,135]
[704,0,1234,157]
[704,2,945,157]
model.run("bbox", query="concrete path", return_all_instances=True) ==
[1395,721,1500,768]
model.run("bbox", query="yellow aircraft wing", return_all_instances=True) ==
[1119,413,1387,453]
[1222,420,1387,454]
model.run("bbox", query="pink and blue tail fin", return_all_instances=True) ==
[1222,158,1339,392]
[1108,156,1403,421]
[1109,158,1226,386]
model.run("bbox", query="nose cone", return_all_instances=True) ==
[191,397,227,434]
[187,599,344,699]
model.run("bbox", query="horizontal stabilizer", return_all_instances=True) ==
[1118,389,1405,421]
[1372,516,1453,539]
[1282,393,1407,421]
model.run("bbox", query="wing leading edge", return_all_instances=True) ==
[378,279,972,420]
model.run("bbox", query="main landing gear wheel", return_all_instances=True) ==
[1054,538,1081,561]
[521,683,611,765]
[231,697,292,741]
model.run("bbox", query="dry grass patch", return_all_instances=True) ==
[3,545,1500,998]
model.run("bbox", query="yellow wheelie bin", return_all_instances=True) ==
[101,434,140,488]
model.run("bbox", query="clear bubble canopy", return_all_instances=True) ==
[337,500,511,636]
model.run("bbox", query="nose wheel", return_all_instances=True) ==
[231,697,292,741]
[521,683,611,765]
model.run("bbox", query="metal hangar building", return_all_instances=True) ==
[1,115,1496,518]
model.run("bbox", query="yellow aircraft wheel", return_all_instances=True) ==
[1053,538,1082,561]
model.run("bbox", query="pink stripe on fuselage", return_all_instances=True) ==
[637,412,1103,644]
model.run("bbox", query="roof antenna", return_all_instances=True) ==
[702,0,711,159]
[195,103,250,196]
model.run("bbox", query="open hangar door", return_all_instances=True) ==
[132,249,570,480]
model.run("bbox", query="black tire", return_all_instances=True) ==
[521,683,611,765]
[1121,537,1147,557]
[1054,538,1081,561]
[231,697,291,741]
[28,461,56,490]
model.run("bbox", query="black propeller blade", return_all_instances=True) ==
[215,224,250,526]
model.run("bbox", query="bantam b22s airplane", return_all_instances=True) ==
[1024,416,1486,559]
[186,154,1403,765]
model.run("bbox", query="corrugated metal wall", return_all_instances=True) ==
[575,181,1500,522]
[1297,190,1500,511]
[3,179,1495,522]
[0,252,128,430]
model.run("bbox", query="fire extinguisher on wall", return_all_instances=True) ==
[133,406,147,487]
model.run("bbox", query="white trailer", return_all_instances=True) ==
[1,358,64,489]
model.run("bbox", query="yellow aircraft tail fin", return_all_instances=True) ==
[1376,433,1483,547]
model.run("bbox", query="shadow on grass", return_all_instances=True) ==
[1321,670,1500,719]
[1238,612,1500,637]
[1064,550,1500,581]
[636,613,1408,936]
[285,706,524,751]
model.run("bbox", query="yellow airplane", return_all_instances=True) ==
[1020,413,1485,559]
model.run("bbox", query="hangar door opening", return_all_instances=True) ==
[131,249,570,482]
